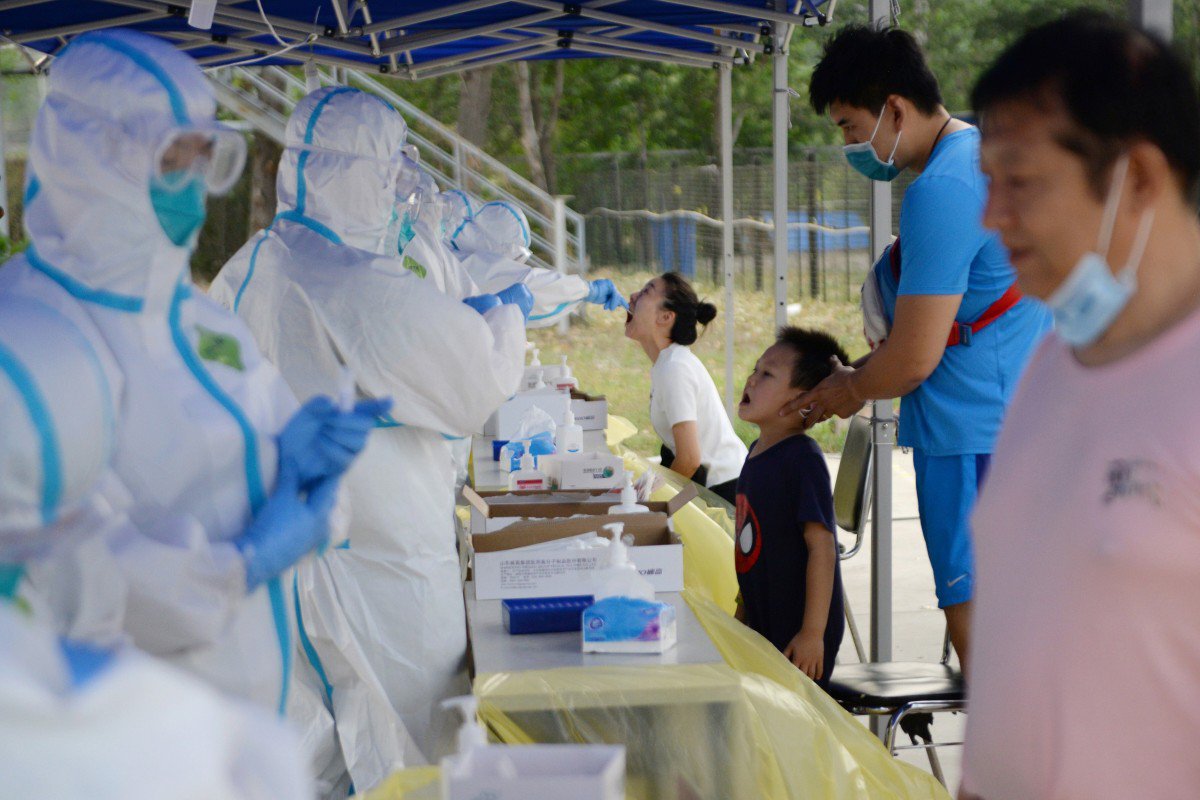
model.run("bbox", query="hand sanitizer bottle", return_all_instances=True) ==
[508,441,549,491]
[592,523,654,602]
[556,407,584,454]
[607,471,649,514]
[555,355,579,392]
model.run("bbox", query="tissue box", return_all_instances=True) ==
[483,390,571,440]
[442,744,624,800]
[582,597,677,653]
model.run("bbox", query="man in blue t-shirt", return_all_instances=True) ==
[788,26,1052,670]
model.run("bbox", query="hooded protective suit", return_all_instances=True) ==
[0,296,313,800]
[209,87,525,775]
[390,164,485,301]
[450,201,595,328]
[0,29,310,715]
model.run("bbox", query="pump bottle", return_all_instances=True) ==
[592,523,654,601]
[607,471,649,514]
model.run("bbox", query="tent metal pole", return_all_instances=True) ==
[410,44,560,80]
[0,93,7,238]
[868,0,895,741]
[1129,0,1173,39]
[771,18,788,330]
[720,63,736,417]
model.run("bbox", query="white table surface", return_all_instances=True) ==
[465,585,724,675]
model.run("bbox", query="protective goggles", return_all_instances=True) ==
[153,126,248,196]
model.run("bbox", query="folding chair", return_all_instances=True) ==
[826,418,965,787]
[832,413,873,662]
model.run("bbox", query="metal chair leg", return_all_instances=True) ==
[843,582,867,663]
[926,744,947,787]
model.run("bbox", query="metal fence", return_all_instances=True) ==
[562,147,912,302]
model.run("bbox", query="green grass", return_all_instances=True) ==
[528,269,869,458]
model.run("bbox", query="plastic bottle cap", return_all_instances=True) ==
[604,522,628,567]
[560,355,572,378]
[563,407,575,425]
[620,470,637,505]
[533,369,545,389]
[442,696,487,752]
[520,440,535,471]
[530,347,540,366]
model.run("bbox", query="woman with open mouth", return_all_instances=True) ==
[624,272,747,505]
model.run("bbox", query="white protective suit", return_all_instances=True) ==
[451,201,592,328]
[0,297,312,800]
[0,29,308,714]
[209,87,525,771]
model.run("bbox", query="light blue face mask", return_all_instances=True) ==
[396,211,416,255]
[0,563,24,601]
[1046,155,1156,348]
[843,104,903,182]
[150,171,207,247]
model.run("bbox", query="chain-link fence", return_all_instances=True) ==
[562,147,912,301]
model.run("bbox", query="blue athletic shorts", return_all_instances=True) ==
[912,450,991,608]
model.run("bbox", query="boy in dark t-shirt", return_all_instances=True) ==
[734,327,847,688]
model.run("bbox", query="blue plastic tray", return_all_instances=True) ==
[502,595,595,635]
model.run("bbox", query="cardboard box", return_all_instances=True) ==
[466,485,695,600]
[482,390,572,440]
[570,390,608,431]
[464,484,696,534]
[443,744,624,800]
[539,451,624,490]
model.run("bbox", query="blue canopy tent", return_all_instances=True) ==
[0,0,925,716]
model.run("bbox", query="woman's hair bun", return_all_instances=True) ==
[696,302,717,326]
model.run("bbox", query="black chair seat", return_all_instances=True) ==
[827,662,964,708]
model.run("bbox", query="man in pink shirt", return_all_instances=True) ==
[962,12,1200,800]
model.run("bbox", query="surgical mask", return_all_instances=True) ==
[0,563,23,601]
[396,211,416,254]
[149,171,207,247]
[1046,155,1156,348]
[844,104,903,182]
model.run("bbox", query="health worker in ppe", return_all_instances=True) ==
[209,87,526,775]
[450,200,628,327]
[0,29,384,723]
[390,163,538,318]
[0,296,314,800]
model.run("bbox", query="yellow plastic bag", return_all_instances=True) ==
[618,452,739,615]
[361,766,440,799]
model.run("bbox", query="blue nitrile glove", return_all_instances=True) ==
[497,282,535,320]
[463,293,502,315]
[586,278,628,311]
[236,468,340,591]
[278,396,393,487]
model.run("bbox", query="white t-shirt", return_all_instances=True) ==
[962,308,1200,800]
[649,343,748,487]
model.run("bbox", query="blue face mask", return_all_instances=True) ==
[149,172,207,247]
[0,563,24,601]
[396,211,416,255]
[843,104,903,182]
[1046,155,1156,348]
